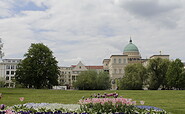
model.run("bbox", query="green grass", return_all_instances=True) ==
[0,88,185,114]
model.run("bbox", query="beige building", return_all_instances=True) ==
[150,55,169,59]
[103,39,141,78]
[103,39,170,89]
[59,61,103,89]
[103,39,142,89]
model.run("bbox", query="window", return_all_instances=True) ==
[6,76,9,80]
[124,59,127,64]
[11,71,15,75]
[11,76,15,80]
[79,66,81,69]
[114,58,116,63]
[6,71,10,75]
[60,79,64,82]
[10,83,14,87]
[6,65,10,69]
[119,69,122,74]
[119,58,121,63]
[11,65,15,69]
[72,76,75,80]
[114,69,117,74]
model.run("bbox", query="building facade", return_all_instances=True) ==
[0,59,21,88]
[103,39,142,78]
[59,61,103,89]
[103,39,170,89]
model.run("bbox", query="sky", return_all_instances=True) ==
[0,0,185,66]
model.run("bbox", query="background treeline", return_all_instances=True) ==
[119,58,185,90]
[73,71,111,90]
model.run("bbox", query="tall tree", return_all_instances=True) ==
[166,59,185,90]
[147,58,170,90]
[15,43,60,89]
[119,63,147,90]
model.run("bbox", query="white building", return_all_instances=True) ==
[0,59,21,88]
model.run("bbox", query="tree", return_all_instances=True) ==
[147,58,170,90]
[166,59,185,90]
[96,72,111,90]
[73,70,111,90]
[15,43,60,89]
[0,77,5,88]
[119,63,147,90]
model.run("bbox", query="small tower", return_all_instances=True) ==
[0,38,4,61]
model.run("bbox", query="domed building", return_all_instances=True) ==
[123,39,141,63]
[103,38,142,89]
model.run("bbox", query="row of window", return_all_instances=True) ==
[128,58,141,61]
[3,60,21,63]
[61,71,71,74]
[6,76,15,81]
[113,69,123,74]
[60,75,77,80]
[6,71,15,75]
[113,58,127,64]
[61,71,81,74]
[6,65,18,69]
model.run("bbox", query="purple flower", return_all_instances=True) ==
[82,96,85,99]
[0,104,5,110]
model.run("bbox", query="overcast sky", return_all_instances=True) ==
[0,0,185,66]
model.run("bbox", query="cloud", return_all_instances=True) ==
[0,0,185,66]
[121,0,182,28]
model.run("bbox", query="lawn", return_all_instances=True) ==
[0,88,185,114]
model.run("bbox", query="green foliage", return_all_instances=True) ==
[96,72,111,90]
[166,59,185,90]
[147,58,170,90]
[15,43,60,89]
[0,77,5,88]
[73,70,111,90]
[119,63,147,90]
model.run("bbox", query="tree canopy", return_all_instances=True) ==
[166,59,185,90]
[147,58,170,90]
[15,43,60,89]
[119,63,147,90]
[73,70,111,90]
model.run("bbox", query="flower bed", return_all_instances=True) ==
[0,92,167,114]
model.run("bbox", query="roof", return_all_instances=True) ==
[150,55,169,58]
[86,66,103,69]
[71,65,103,69]
[110,55,128,57]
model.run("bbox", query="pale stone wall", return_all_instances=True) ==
[0,59,21,88]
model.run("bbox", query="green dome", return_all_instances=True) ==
[124,39,139,52]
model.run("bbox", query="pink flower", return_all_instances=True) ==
[6,109,15,114]
[19,97,24,102]
[132,101,136,105]
[140,101,145,105]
